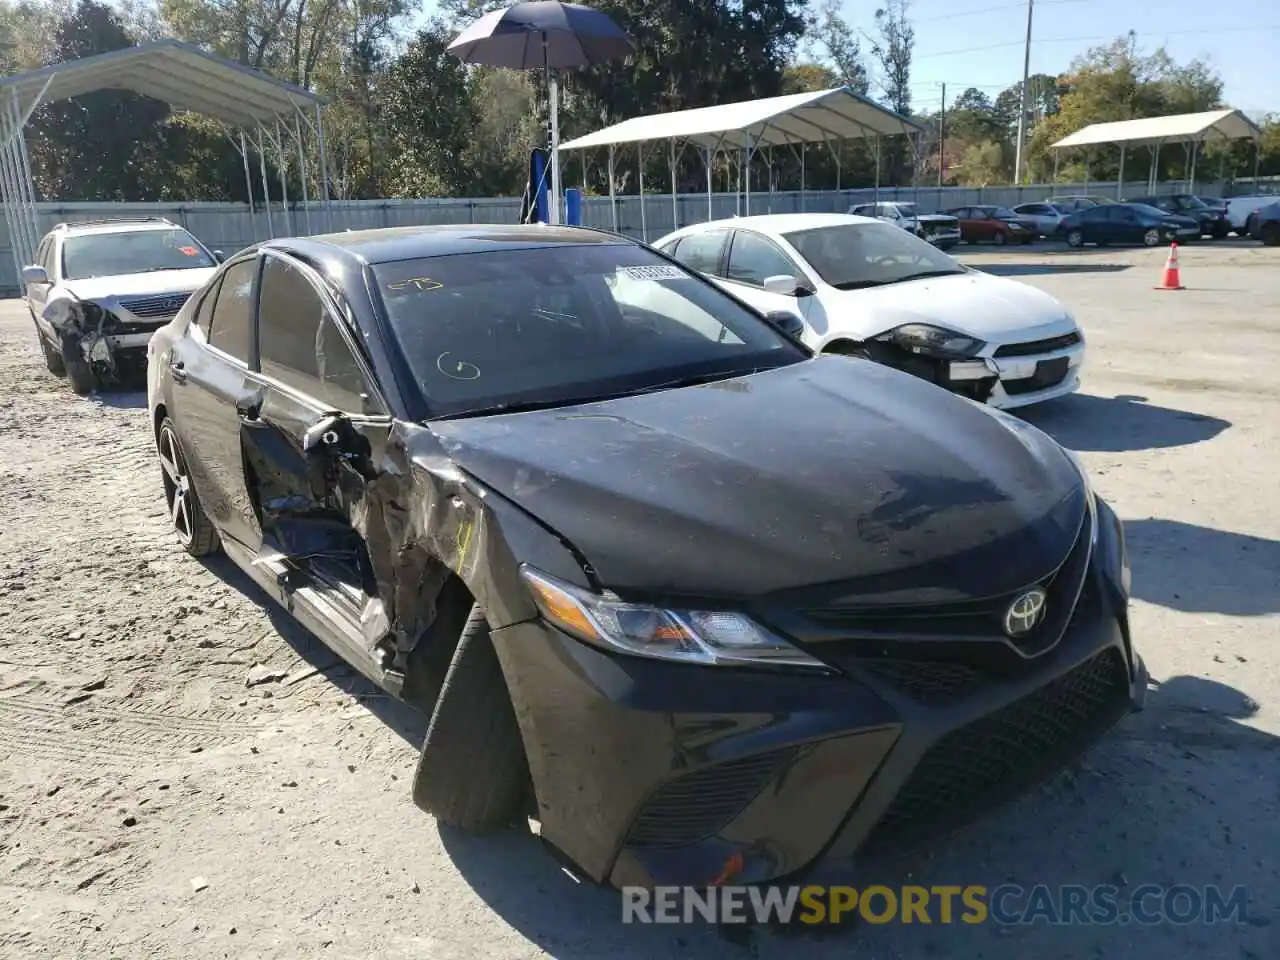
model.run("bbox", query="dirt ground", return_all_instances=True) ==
[0,240,1277,959]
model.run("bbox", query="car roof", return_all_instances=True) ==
[54,220,183,237]
[271,224,631,266]
[666,213,881,240]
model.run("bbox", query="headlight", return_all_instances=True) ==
[882,323,986,359]
[520,567,827,669]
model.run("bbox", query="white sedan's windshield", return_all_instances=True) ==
[62,229,216,280]
[783,223,966,291]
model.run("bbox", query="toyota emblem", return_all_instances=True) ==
[1004,588,1047,638]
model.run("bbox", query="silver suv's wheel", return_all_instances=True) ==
[157,417,219,556]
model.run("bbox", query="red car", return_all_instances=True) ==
[944,205,1037,245]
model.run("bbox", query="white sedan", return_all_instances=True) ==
[652,213,1084,409]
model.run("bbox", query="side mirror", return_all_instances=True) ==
[762,274,812,297]
[763,310,805,340]
[21,265,48,286]
[213,250,225,263]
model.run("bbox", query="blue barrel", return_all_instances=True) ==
[565,187,583,226]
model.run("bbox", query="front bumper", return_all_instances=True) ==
[923,228,962,246]
[492,561,1143,889]
[949,341,1085,409]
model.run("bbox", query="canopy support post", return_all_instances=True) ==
[874,136,881,201]
[6,91,40,268]
[314,103,333,232]
[637,141,647,242]
[607,144,618,233]
[0,119,22,283]
[294,114,312,236]
[1117,143,1126,199]
[668,138,678,234]
[704,147,713,221]
[233,132,260,241]
[271,120,292,236]
[255,125,275,239]
[800,142,806,212]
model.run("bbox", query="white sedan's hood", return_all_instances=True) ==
[63,268,217,303]
[827,270,1073,341]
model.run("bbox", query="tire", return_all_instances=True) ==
[412,606,530,832]
[60,337,95,395]
[39,335,65,375]
[1066,230,1084,248]
[993,231,1007,246]
[1142,229,1161,247]
[1261,225,1280,247]
[157,416,220,557]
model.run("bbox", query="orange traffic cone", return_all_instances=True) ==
[1155,243,1185,291]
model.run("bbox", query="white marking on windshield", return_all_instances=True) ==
[619,265,688,282]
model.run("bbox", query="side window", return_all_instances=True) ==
[206,258,257,363]
[36,238,52,272]
[670,230,727,275]
[656,237,682,257]
[1109,207,1135,222]
[257,256,381,414]
[726,231,800,287]
[192,277,222,333]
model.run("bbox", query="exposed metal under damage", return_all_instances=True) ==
[0,39,337,284]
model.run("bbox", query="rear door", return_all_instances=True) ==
[241,250,390,603]
[167,255,265,551]
[1108,205,1141,242]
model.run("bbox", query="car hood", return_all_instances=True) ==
[432,358,1085,602]
[824,270,1074,341]
[63,268,217,304]
[909,214,958,225]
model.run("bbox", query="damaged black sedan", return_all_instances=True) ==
[147,224,1146,889]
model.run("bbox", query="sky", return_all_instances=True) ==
[859,0,1278,116]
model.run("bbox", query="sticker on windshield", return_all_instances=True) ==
[178,246,199,256]
[619,265,688,282]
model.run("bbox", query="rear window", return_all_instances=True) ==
[373,243,804,418]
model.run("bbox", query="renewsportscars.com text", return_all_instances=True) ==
[621,884,1251,926]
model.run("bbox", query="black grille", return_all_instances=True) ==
[1003,356,1071,395]
[119,292,191,319]
[993,332,1082,358]
[859,659,984,704]
[624,748,796,849]
[862,648,1130,854]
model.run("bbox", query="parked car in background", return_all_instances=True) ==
[147,222,1144,889]
[1245,201,1280,246]
[1194,195,1228,214]
[655,213,1085,409]
[847,201,961,250]
[1060,203,1201,248]
[1047,195,1117,214]
[22,217,223,395]
[1124,194,1229,238]
[1225,195,1280,236]
[943,205,1037,245]
[1012,201,1071,237]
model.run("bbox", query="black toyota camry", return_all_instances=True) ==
[146,224,1145,888]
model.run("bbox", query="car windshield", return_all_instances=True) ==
[1178,195,1208,210]
[782,222,965,291]
[61,228,216,280]
[373,243,806,419]
[892,203,918,217]
[993,207,1019,218]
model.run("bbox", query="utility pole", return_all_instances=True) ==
[1013,0,1035,185]
[938,81,946,187]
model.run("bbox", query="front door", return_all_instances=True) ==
[27,237,55,335]
[239,251,389,601]
[168,255,265,552]
[717,229,815,336]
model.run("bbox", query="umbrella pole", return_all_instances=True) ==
[544,36,562,225]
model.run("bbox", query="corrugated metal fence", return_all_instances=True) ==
[0,178,1245,294]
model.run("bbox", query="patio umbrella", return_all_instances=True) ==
[447,2,635,224]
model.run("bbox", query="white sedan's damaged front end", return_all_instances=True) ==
[947,325,1086,409]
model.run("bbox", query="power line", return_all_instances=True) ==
[914,25,1274,60]
[914,0,1087,26]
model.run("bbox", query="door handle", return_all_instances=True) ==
[168,360,187,384]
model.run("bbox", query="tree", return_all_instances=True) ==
[27,0,171,200]
[870,0,913,183]
[377,21,478,197]
[805,0,868,93]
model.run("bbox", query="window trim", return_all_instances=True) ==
[253,247,391,419]
[723,229,807,290]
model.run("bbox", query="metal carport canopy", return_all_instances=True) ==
[558,86,925,153]
[1049,109,1261,150]
[0,38,324,128]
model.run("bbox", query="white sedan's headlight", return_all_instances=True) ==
[521,567,827,669]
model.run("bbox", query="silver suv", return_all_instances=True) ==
[22,217,223,394]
